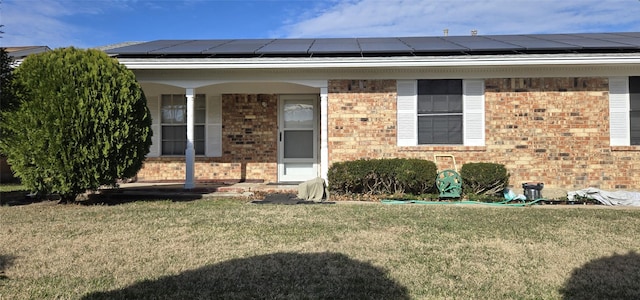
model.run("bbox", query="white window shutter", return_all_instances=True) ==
[397,80,417,146]
[609,77,630,146]
[206,95,222,157]
[147,96,161,157]
[463,79,485,146]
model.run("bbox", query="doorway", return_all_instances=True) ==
[277,95,319,182]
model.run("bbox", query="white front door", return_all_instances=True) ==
[278,95,319,182]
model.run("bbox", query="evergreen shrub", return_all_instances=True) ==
[0,47,152,202]
[328,158,437,195]
[460,162,510,195]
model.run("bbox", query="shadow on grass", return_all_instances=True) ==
[83,183,233,205]
[0,191,206,206]
[560,251,640,299]
[1,184,230,206]
[0,191,50,206]
[80,191,206,206]
[82,252,410,300]
[0,254,17,280]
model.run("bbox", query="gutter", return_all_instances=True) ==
[114,54,640,70]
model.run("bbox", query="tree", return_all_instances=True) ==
[0,47,152,202]
[0,47,16,111]
[0,47,18,159]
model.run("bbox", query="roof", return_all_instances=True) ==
[105,32,640,59]
[93,41,145,52]
[5,46,51,59]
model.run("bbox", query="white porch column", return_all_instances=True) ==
[320,87,329,181]
[184,88,195,189]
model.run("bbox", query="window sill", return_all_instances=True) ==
[145,155,213,161]
[611,146,640,151]
[398,145,487,152]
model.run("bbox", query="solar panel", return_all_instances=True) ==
[528,34,584,41]
[358,38,412,53]
[149,40,232,54]
[443,36,522,51]
[558,38,633,49]
[256,39,314,54]
[203,39,274,55]
[309,38,361,54]
[488,35,579,50]
[105,32,640,57]
[565,33,640,48]
[400,37,468,52]
[617,32,640,38]
[599,37,640,47]
[574,33,622,39]
[105,40,189,55]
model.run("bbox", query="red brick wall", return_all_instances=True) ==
[328,78,640,190]
[328,80,398,161]
[136,94,278,183]
[136,78,640,190]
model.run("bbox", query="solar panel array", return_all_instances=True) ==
[105,32,640,58]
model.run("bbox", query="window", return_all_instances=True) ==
[397,79,485,146]
[417,79,463,144]
[630,77,640,144]
[609,76,640,146]
[160,94,206,155]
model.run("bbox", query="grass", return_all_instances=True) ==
[0,183,25,192]
[1,198,639,299]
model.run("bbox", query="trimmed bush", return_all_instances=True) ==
[0,47,152,202]
[460,162,510,195]
[328,158,437,195]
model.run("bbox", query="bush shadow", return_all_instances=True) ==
[0,254,17,280]
[82,252,410,300]
[560,251,640,299]
[80,191,205,206]
[81,183,233,205]
[1,184,230,206]
[0,190,63,206]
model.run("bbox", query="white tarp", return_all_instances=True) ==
[567,187,640,206]
[297,177,327,202]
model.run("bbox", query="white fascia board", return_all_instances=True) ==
[116,54,640,70]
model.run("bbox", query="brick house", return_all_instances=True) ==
[105,32,640,191]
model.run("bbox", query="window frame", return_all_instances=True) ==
[159,94,206,156]
[629,76,640,145]
[397,79,485,147]
[416,79,464,145]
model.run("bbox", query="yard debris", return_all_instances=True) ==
[567,188,640,206]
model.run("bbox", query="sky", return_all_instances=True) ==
[2,0,640,49]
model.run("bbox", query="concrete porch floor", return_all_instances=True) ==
[114,181,298,198]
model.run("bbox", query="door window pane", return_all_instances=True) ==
[284,102,314,128]
[284,130,313,158]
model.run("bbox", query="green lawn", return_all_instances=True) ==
[1,198,639,299]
